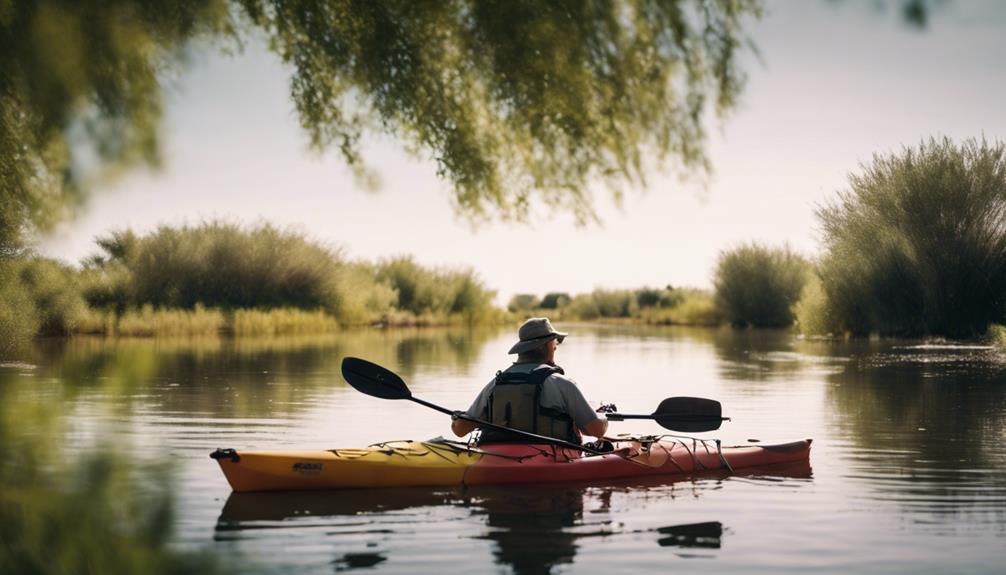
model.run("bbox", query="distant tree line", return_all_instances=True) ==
[508,285,721,326]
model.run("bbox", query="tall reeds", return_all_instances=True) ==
[231,308,338,336]
[85,223,360,313]
[116,304,225,337]
[815,137,1006,337]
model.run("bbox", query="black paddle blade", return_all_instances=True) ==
[652,396,724,432]
[341,357,412,400]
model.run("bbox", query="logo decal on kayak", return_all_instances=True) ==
[292,462,323,475]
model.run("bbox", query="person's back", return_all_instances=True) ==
[451,318,608,442]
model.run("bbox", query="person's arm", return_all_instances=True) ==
[553,377,608,439]
[451,416,479,437]
[581,418,608,439]
[451,381,493,437]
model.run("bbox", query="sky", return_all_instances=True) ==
[40,1,1006,305]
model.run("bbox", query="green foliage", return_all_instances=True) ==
[116,304,225,337]
[14,256,88,335]
[714,243,809,327]
[1,223,500,340]
[539,292,571,310]
[375,256,496,320]
[564,293,601,320]
[0,451,227,575]
[590,289,639,318]
[0,262,39,356]
[990,325,1006,348]
[792,272,838,336]
[0,373,230,574]
[512,285,718,326]
[817,137,1006,338]
[84,222,395,324]
[331,261,398,325]
[232,308,338,336]
[0,257,88,353]
[508,293,541,313]
[639,288,721,326]
[2,0,761,253]
[242,0,760,222]
[0,0,234,254]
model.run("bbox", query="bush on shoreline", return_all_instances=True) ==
[375,256,496,322]
[714,243,809,327]
[815,137,1006,338]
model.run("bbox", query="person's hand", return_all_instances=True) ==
[595,403,617,414]
[451,410,465,421]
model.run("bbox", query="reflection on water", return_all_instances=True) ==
[11,326,499,420]
[824,341,1006,531]
[2,325,1006,573]
[656,521,723,553]
[215,463,810,574]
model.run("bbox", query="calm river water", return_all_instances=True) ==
[2,324,1005,574]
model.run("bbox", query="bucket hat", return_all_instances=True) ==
[508,317,567,354]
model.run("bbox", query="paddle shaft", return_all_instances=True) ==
[408,396,607,456]
[606,413,731,422]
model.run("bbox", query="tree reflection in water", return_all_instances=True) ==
[824,342,1006,525]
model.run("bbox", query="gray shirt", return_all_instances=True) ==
[463,363,602,430]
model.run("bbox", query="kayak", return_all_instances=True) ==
[210,436,812,493]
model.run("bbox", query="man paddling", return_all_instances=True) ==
[451,318,608,443]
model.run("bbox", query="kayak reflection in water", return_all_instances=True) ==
[451,318,609,445]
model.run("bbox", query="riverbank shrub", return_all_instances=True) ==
[116,305,226,337]
[0,257,89,354]
[508,294,540,313]
[0,263,38,356]
[639,289,721,326]
[92,223,346,310]
[232,308,338,336]
[817,137,1006,337]
[540,292,571,309]
[793,273,839,336]
[84,222,398,325]
[15,257,89,335]
[375,257,496,321]
[714,243,809,327]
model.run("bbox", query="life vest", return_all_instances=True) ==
[479,364,580,444]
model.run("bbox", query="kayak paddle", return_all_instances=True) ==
[340,357,729,451]
[605,397,730,432]
[340,357,609,455]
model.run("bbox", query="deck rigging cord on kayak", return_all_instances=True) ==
[352,435,738,476]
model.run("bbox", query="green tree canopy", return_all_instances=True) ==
[1,0,761,255]
[0,0,233,255]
